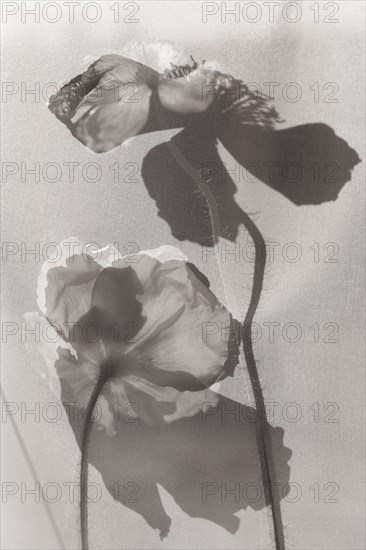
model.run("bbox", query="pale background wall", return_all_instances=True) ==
[1,1,365,549]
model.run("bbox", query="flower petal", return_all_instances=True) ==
[157,69,219,114]
[71,82,152,153]
[23,311,68,394]
[88,248,240,388]
[37,239,103,340]
[49,55,159,153]
[138,244,188,263]
[121,255,240,388]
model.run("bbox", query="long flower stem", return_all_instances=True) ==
[154,98,285,549]
[239,211,286,550]
[80,372,109,550]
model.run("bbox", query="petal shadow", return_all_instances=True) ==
[59,380,292,540]
[218,119,361,205]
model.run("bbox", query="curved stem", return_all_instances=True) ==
[239,211,285,550]
[151,97,285,549]
[80,372,109,550]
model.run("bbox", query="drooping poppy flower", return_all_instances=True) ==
[48,41,240,152]
[28,239,240,435]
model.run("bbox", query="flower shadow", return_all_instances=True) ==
[59,378,292,540]
[142,117,360,247]
[218,117,361,206]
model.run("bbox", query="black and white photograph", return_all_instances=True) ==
[1,1,365,549]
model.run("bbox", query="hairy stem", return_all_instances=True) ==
[80,371,109,550]
[151,95,285,549]
[240,210,285,550]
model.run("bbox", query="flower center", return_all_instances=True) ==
[100,360,118,383]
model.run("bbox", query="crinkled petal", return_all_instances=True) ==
[138,244,188,263]
[40,262,102,341]
[23,311,71,394]
[108,251,240,388]
[71,82,152,153]
[37,239,105,341]
[49,55,158,153]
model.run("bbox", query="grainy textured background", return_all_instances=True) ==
[1,1,365,549]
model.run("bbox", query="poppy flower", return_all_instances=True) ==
[48,41,240,152]
[28,239,240,435]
